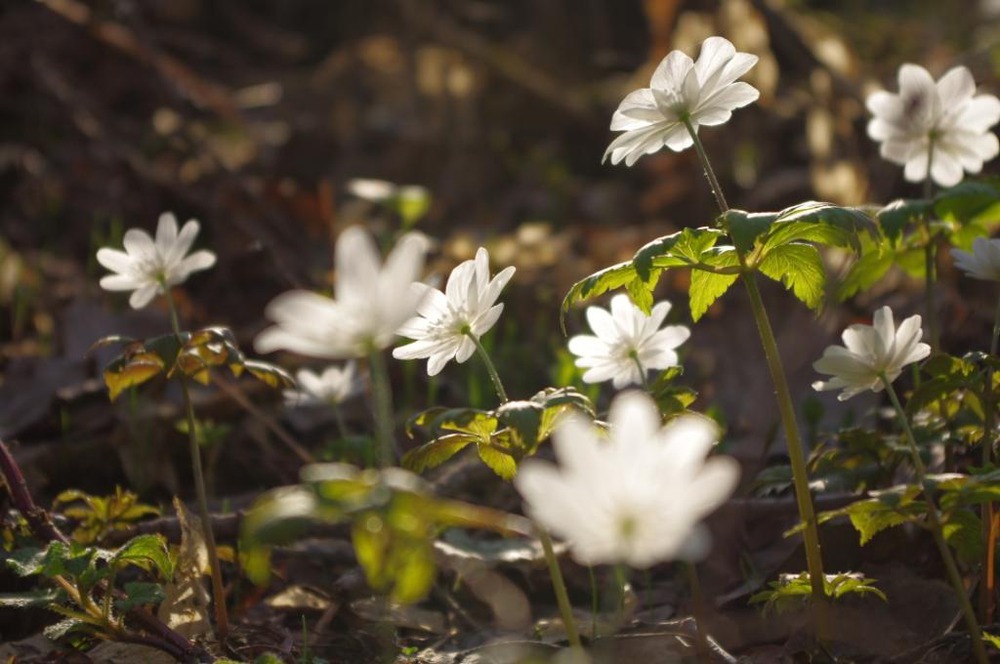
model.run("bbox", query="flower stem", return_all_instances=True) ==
[683,121,828,626]
[367,348,396,468]
[163,288,229,642]
[683,118,729,214]
[630,352,649,391]
[467,332,509,404]
[537,527,583,651]
[923,142,940,351]
[588,566,599,640]
[882,376,987,664]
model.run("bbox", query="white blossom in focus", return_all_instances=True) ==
[867,64,1000,187]
[393,247,515,376]
[568,294,690,389]
[604,36,759,166]
[514,391,739,568]
[255,226,429,358]
[96,212,216,309]
[284,362,362,407]
[952,236,1000,281]
[812,306,931,401]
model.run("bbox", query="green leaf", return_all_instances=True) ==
[562,261,637,313]
[836,237,894,300]
[688,247,740,321]
[477,445,518,480]
[0,589,61,608]
[401,434,475,474]
[941,508,981,564]
[243,359,296,390]
[103,351,166,401]
[763,201,879,253]
[877,199,931,244]
[44,618,89,641]
[632,227,724,281]
[934,180,1000,225]
[116,582,166,611]
[840,487,925,545]
[112,534,172,579]
[725,209,776,253]
[758,243,826,310]
[496,400,543,451]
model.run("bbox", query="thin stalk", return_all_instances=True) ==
[882,376,987,664]
[537,527,583,651]
[467,331,509,404]
[923,141,939,351]
[686,562,712,664]
[164,288,229,641]
[980,290,1000,622]
[367,348,396,468]
[588,566,599,640]
[685,122,828,622]
[682,118,728,213]
[630,352,649,391]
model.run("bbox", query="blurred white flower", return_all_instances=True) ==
[255,226,429,358]
[393,247,515,376]
[867,64,1000,187]
[514,391,739,568]
[96,212,216,309]
[284,362,362,407]
[568,294,690,389]
[813,306,931,401]
[346,178,428,204]
[952,236,1000,281]
[604,36,759,166]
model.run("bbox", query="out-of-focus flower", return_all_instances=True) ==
[568,294,690,389]
[393,247,515,376]
[813,306,931,401]
[255,226,429,358]
[952,236,1000,281]
[867,64,1000,187]
[96,212,216,309]
[514,391,739,568]
[284,362,362,407]
[604,36,759,166]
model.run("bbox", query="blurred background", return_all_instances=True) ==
[0,0,998,499]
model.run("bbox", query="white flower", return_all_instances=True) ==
[867,64,1000,187]
[284,362,362,407]
[603,36,759,166]
[392,247,515,376]
[255,226,429,358]
[96,212,216,309]
[347,178,428,204]
[568,294,690,389]
[514,391,739,568]
[952,236,1000,281]
[812,306,931,401]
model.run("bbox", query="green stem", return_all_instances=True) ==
[683,118,729,213]
[684,121,828,625]
[630,352,649,391]
[882,376,987,664]
[367,348,396,468]
[686,562,712,664]
[467,332,509,404]
[537,527,583,651]
[588,566,599,640]
[923,141,940,351]
[163,288,229,642]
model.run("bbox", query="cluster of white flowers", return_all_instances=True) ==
[92,33,1000,579]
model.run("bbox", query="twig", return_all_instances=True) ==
[0,438,210,663]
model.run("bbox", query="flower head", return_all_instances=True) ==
[393,247,515,376]
[952,236,1000,281]
[568,294,690,389]
[812,306,931,401]
[514,391,739,568]
[255,226,429,358]
[867,64,1000,187]
[96,212,216,309]
[604,36,759,166]
[284,362,362,408]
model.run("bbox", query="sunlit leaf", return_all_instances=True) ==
[877,199,931,244]
[763,201,878,253]
[113,534,172,579]
[103,351,166,401]
[244,359,295,389]
[837,236,894,300]
[477,445,518,481]
[0,589,61,608]
[724,209,776,253]
[401,434,476,474]
[941,508,981,564]
[758,243,826,310]
[561,261,637,314]
[688,247,740,321]
[116,582,166,612]
[934,179,1000,225]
